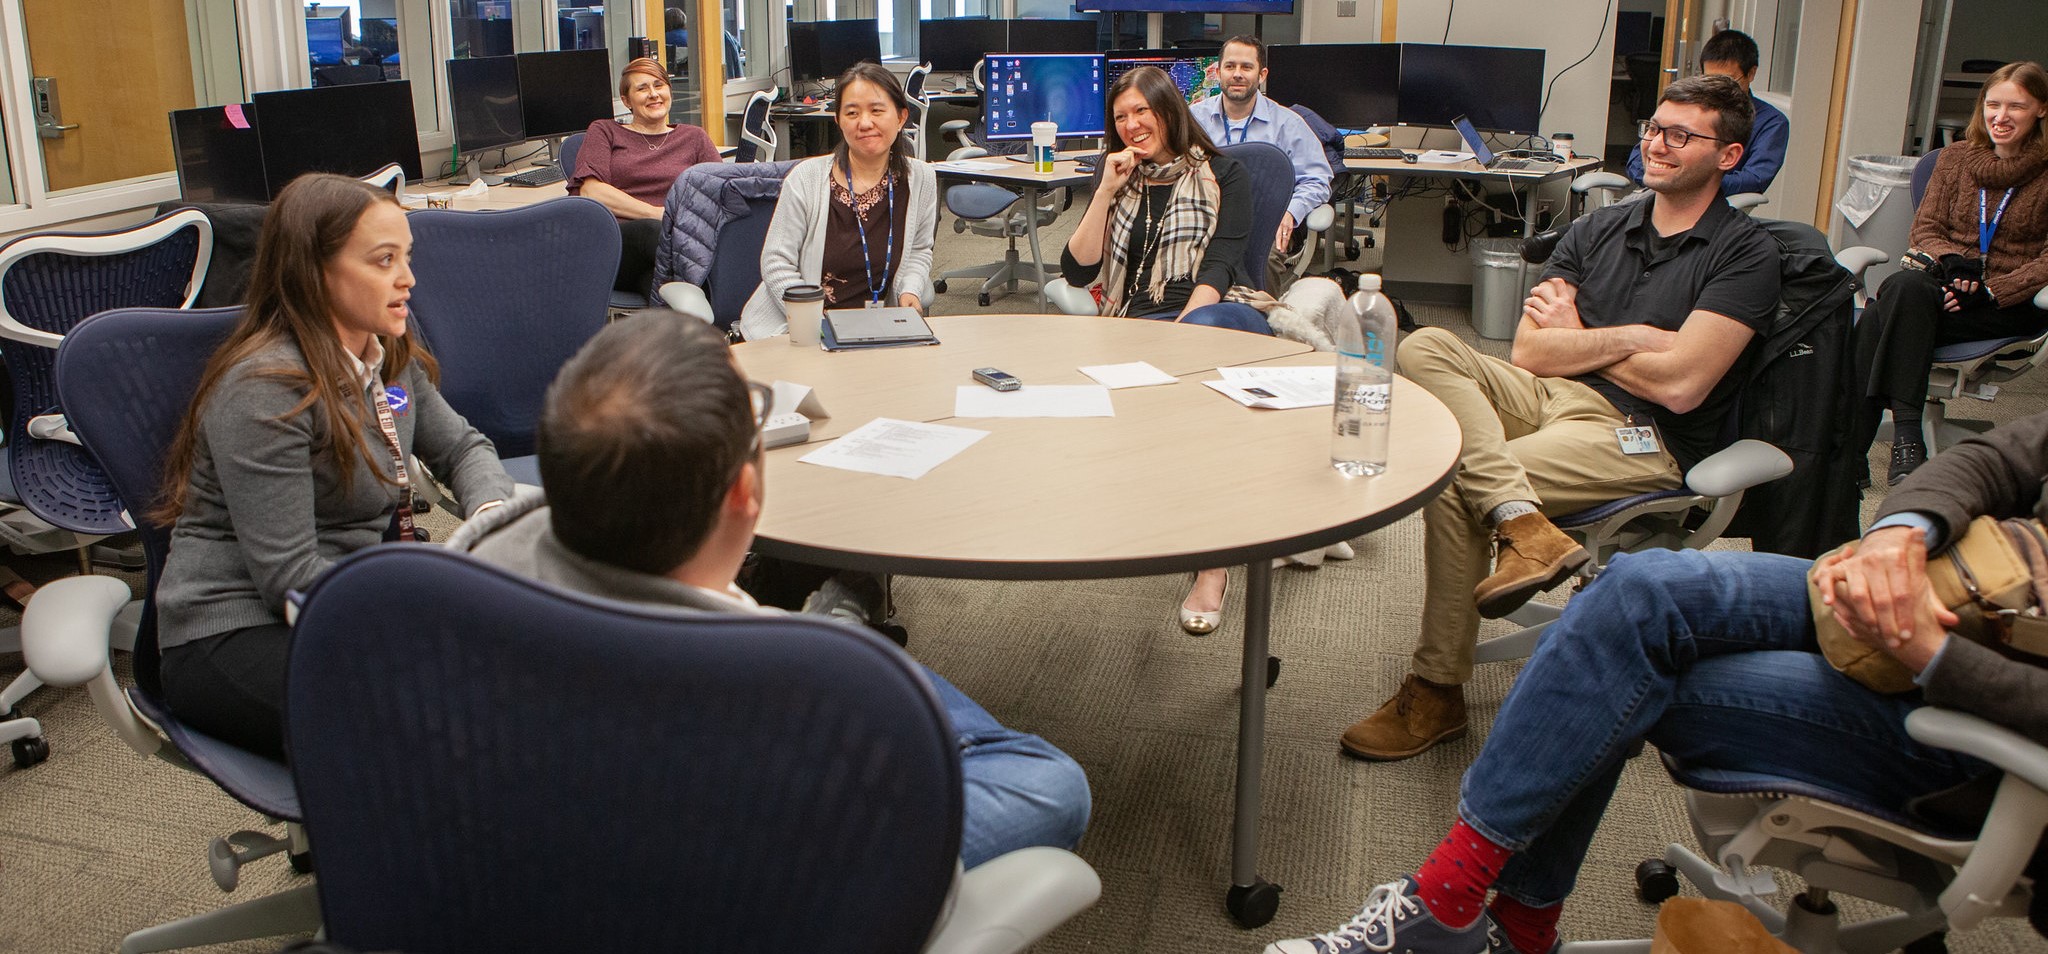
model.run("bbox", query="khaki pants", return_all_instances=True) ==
[1399,327,1683,685]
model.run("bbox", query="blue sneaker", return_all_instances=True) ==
[1264,878,1489,954]
[1483,915,1561,954]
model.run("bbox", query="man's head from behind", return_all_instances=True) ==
[540,313,760,576]
[1641,73,1753,196]
[1698,29,1761,91]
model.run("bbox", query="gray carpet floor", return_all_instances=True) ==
[3,208,2046,953]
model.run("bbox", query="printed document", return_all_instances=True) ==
[1202,365,1336,409]
[798,418,990,480]
[1078,361,1178,389]
[954,385,1114,418]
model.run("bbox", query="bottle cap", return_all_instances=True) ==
[1358,273,1382,291]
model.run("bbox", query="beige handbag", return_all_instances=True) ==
[1810,516,2048,694]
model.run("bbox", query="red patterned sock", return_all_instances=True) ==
[1487,894,1562,954]
[1411,819,1512,930]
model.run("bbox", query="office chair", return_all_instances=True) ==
[357,163,405,195]
[904,62,933,159]
[558,131,585,186]
[23,305,320,953]
[654,159,800,334]
[1042,141,1296,314]
[932,122,1066,307]
[405,197,617,487]
[287,545,1101,954]
[736,90,777,163]
[552,132,645,312]
[1589,707,2047,954]
[0,208,212,765]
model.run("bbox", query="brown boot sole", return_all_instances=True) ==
[1473,546,1591,620]
[1339,723,1469,762]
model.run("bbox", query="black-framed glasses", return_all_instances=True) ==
[1637,120,1729,149]
[747,380,775,452]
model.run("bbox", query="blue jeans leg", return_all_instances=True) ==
[1456,549,1983,906]
[921,667,1092,868]
[1140,301,1273,334]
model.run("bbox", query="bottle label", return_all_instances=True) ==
[1364,329,1387,369]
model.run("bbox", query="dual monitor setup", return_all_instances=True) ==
[170,49,614,203]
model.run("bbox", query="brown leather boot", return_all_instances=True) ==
[1473,512,1589,619]
[1340,674,1468,761]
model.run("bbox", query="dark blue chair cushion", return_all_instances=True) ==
[1933,335,2034,364]
[559,132,585,182]
[946,182,1023,221]
[1661,752,1977,842]
[708,195,779,326]
[1553,488,1698,530]
[1218,141,1294,292]
[130,688,298,820]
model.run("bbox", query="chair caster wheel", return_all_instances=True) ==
[12,735,49,767]
[933,279,949,293]
[1902,933,1948,954]
[1635,858,1680,904]
[1267,655,1280,688]
[1347,242,1362,259]
[977,293,992,307]
[289,850,315,874]
[1226,878,1282,927]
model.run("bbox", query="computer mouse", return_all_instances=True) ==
[1401,153,1419,164]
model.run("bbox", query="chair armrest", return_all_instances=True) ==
[1041,279,1097,316]
[1682,439,1794,499]
[20,575,132,688]
[26,412,80,445]
[940,119,969,133]
[947,147,991,161]
[1304,204,1335,233]
[657,282,716,325]
[1725,193,1769,212]
[2036,285,2048,310]
[922,847,1101,954]
[1907,708,2048,793]
[1835,245,1890,280]
[1572,171,1631,195]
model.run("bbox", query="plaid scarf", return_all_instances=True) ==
[1097,147,1221,316]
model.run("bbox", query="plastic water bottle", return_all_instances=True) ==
[1332,275,1395,476]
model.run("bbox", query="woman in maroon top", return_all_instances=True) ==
[569,57,721,296]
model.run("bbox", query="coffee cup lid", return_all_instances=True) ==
[782,283,825,303]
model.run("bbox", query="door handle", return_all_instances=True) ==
[31,77,75,138]
[35,121,78,139]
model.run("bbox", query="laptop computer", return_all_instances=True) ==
[824,306,938,345]
[1451,115,1549,173]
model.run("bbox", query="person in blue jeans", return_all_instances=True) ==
[457,312,1090,868]
[1269,410,2048,954]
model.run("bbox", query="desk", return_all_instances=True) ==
[930,158,1095,312]
[1343,153,1604,238]
[734,315,1461,927]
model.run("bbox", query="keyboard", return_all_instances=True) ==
[1344,147,1407,160]
[504,164,567,188]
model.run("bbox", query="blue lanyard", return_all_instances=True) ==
[843,157,895,306]
[1227,119,1250,145]
[1980,187,2015,257]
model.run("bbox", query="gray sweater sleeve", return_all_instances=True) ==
[404,367,513,515]
[200,365,335,610]
[1922,637,2048,745]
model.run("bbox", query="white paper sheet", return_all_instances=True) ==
[797,418,990,479]
[1077,361,1178,389]
[954,385,1114,418]
[936,159,1009,172]
[1203,365,1336,409]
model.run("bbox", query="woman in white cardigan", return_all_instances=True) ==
[740,62,936,341]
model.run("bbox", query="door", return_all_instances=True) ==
[1662,0,1707,91]
[22,0,202,193]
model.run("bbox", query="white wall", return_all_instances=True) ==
[1827,0,1922,248]
[1298,0,1378,44]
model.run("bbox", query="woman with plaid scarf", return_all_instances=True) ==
[1059,64,1271,636]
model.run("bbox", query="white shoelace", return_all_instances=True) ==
[1310,880,1418,953]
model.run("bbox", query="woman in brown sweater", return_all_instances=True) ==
[1857,61,2048,486]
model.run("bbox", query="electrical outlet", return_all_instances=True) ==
[1336,1,1359,15]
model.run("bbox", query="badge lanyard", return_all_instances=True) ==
[367,381,416,542]
[844,156,895,307]
[1980,188,2015,257]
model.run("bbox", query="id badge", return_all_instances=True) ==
[864,299,883,309]
[1615,425,1661,456]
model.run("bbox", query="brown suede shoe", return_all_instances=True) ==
[1340,674,1468,761]
[1473,512,1590,620]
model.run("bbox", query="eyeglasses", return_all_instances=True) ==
[747,380,774,452]
[1637,120,1730,149]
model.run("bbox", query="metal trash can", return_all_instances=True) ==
[1469,237,1528,341]
[1836,154,1919,290]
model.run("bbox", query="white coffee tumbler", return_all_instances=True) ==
[784,283,825,347]
[1031,121,1058,173]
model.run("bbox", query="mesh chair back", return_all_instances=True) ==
[559,132,586,180]
[288,546,964,954]
[1218,141,1293,291]
[738,91,776,163]
[1910,148,1941,209]
[55,305,241,693]
[405,197,616,459]
[0,209,210,533]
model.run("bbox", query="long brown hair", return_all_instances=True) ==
[1965,61,2048,160]
[1104,65,1219,163]
[154,173,439,524]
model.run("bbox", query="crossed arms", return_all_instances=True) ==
[1508,277,1757,416]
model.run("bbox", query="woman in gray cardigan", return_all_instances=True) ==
[739,62,936,342]
[153,174,514,760]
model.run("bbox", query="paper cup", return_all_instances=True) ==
[784,284,825,347]
[1031,121,1058,173]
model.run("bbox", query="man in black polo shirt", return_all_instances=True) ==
[1340,74,1781,763]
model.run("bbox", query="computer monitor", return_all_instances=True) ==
[251,80,424,194]
[448,56,526,153]
[313,64,389,87]
[1007,18,1097,54]
[982,53,1106,142]
[1076,0,1294,12]
[515,49,613,139]
[1104,50,1219,106]
[788,20,884,83]
[359,18,399,62]
[1264,43,1399,129]
[1395,43,1545,133]
[306,16,347,67]
[453,17,516,58]
[1614,12,1656,57]
[919,18,1006,73]
[169,104,269,204]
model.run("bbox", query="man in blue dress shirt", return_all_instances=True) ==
[1626,29,1788,197]
[1189,34,1333,293]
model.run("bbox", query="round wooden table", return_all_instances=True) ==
[734,313,1460,927]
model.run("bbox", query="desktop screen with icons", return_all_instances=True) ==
[983,54,1107,142]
